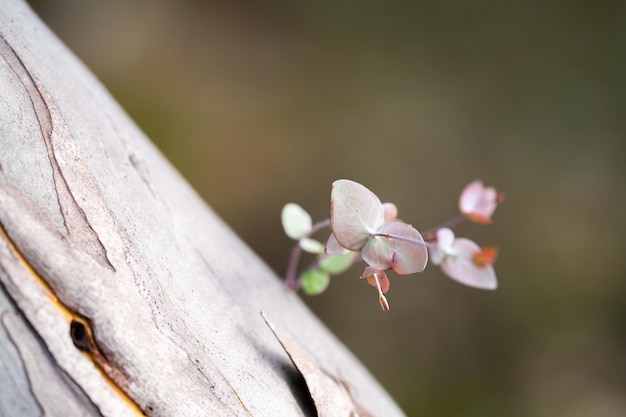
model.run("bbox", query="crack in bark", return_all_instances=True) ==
[262,312,376,417]
[0,304,104,417]
[0,221,145,416]
[127,152,159,201]
[0,289,46,417]
[0,34,114,272]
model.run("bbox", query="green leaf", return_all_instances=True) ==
[299,238,325,254]
[300,269,330,295]
[282,203,312,240]
[319,252,355,275]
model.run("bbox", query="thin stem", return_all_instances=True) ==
[284,218,331,291]
[284,244,303,290]
[422,214,467,236]
[373,273,389,311]
[369,232,433,247]
[310,218,331,234]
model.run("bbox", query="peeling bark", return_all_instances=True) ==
[262,312,376,417]
[0,1,406,416]
[2,311,104,417]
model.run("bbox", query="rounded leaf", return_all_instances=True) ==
[281,203,312,240]
[325,233,350,255]
[459,180,500,224]
[299,238,325,254]
[300,269,331,295]
[360,265,383,279]
[440,238,498,290]
[319,252,355,275]
[362,222,428,275]
[330,180,384,251]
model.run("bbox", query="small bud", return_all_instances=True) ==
[379,294,390,311]
[382,202,398,223]
[365,270,390,294]
[365,272,391,310]
[472,246,498,268]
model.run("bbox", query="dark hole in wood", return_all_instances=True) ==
[70,319,94,353]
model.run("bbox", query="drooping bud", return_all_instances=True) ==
[362,271,391,310]
[379,294,390,311]
[365,271,390,294]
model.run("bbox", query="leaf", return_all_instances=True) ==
[301,269,330,295]
[325,233,350,255]
[282,203,312,239]
[428,227,455,265]
[361,222,428,275]
[299,238,325,254]
[440,238,498,290]
[330,180,384,251]
[458,180,501,224]
[319,253,355,275]
[360,266,383,279]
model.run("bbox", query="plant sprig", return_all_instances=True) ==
[281,179,504,310]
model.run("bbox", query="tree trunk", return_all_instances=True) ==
[0,1,405,416]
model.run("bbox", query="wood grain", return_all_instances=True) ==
[0,1,406,415]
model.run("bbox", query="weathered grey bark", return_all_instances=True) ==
[0,1,405,416]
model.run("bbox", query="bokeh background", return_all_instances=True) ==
[27,1,626,416]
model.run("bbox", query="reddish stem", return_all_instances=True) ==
[284,219,331,290]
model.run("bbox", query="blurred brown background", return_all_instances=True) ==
[27,1,626,415]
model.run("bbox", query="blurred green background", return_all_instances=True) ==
[28,1,626,415]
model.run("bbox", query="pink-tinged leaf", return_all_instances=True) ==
[360,265,383,279]
[361,243,392,270]
[325,233,350,255]
[365,271,390,294]
[361,222,428,275]
[330,180,384,251]
[441,238,498,290]
[459,180,501,224]
[429,227,455,265]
